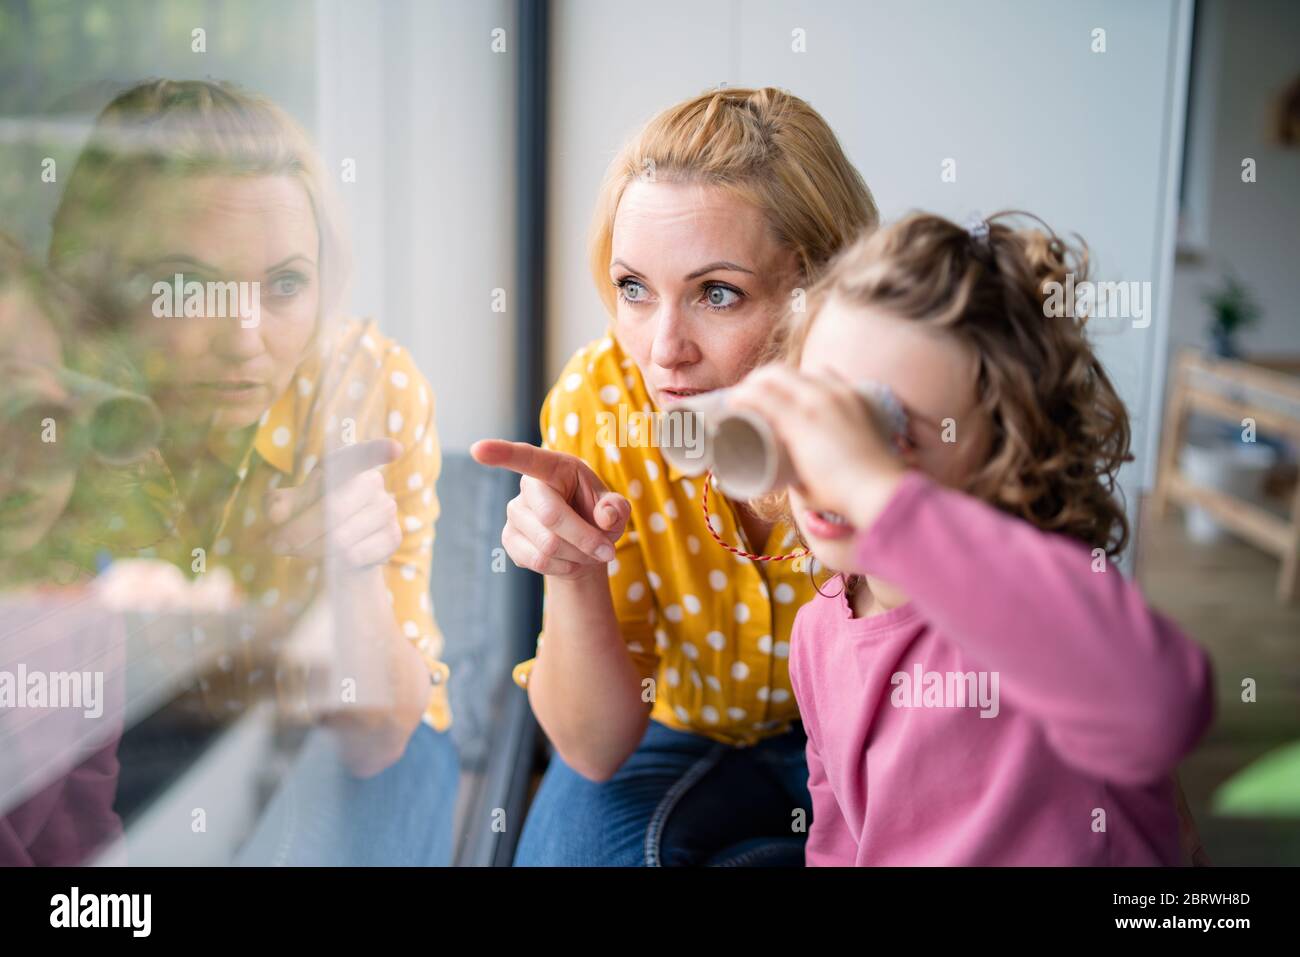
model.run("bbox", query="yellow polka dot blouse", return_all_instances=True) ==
[512,334,816,746]
[226,317,449,729]
[60,317,450,730]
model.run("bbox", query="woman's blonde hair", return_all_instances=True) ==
[588,87,878,313]
[772,211,1133,559]
[49,78,348,324]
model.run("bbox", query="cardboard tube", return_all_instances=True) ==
[56,368,163,466]
[709,381,907,498]
[712,410,795,499]
[657,390,731,476]
[657,382,907,498]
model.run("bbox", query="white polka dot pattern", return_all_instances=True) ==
[513,334,815,746]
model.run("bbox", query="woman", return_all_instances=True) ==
[47,79,457,865]
[473,87,878,865]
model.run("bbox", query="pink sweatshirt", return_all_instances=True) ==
[788,472,1213,866]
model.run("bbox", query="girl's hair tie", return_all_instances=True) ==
[964,213,990,244]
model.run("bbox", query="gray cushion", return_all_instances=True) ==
[431,452,534,768]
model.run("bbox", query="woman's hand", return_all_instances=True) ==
[262,438,403,570]
[470,439,630,581]
[257,438,430,775]
[728,365,907,530]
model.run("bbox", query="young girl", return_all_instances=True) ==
[0,232,124,865]
[727,211,1213,865]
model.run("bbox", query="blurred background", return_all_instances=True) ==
[0,0,1296,866]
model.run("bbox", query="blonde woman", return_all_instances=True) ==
[473,87,877,865]
[48,80,456,865]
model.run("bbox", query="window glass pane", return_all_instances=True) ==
[1,0,519,866]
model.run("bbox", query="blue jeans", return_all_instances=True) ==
[236,722,459,866]
[514,719,811,866]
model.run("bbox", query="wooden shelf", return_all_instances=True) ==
[1153,348,1300,604]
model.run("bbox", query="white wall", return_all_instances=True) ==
[0,0,319,267]
[315,0,518,451]
[546,0,745,377]
[1169,0,1300,358]
[547,0,1193,511]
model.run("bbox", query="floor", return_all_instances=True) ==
[1134,497,1300,865]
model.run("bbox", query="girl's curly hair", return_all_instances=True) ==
[767,210,1133,559]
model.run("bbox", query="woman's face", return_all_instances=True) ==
[609,180,800,410]
[116,174,321,433]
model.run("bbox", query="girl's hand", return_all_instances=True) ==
[728,365,907,530]
[95,558,237,612]
[470,439,630,581]
[262,439,404,570]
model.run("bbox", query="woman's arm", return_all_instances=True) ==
[530,567,652,781]
[265,338,448,777]
[473,439,649,781]
[264,439,433,777]
[323,564,434,777]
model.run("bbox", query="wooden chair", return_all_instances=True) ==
[1152,348,1300,603]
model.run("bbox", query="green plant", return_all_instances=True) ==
[1203,272,1262,339]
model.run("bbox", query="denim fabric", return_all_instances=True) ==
[514,719,811,866]
[237,722,459,866]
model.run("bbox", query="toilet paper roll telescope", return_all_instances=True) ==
[2,368,163,468]
[60,369,163,465]
[658,383,907,499]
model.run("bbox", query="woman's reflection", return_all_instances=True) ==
[45,79,457,865]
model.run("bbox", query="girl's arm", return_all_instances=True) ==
[853,471,1213,785]
[728,364,1213,787]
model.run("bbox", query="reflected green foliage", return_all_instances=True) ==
[0,0,318,252]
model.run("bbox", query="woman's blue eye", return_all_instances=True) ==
[619,279,648,302]
[270,274,303,297]
[702,284,740,309]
